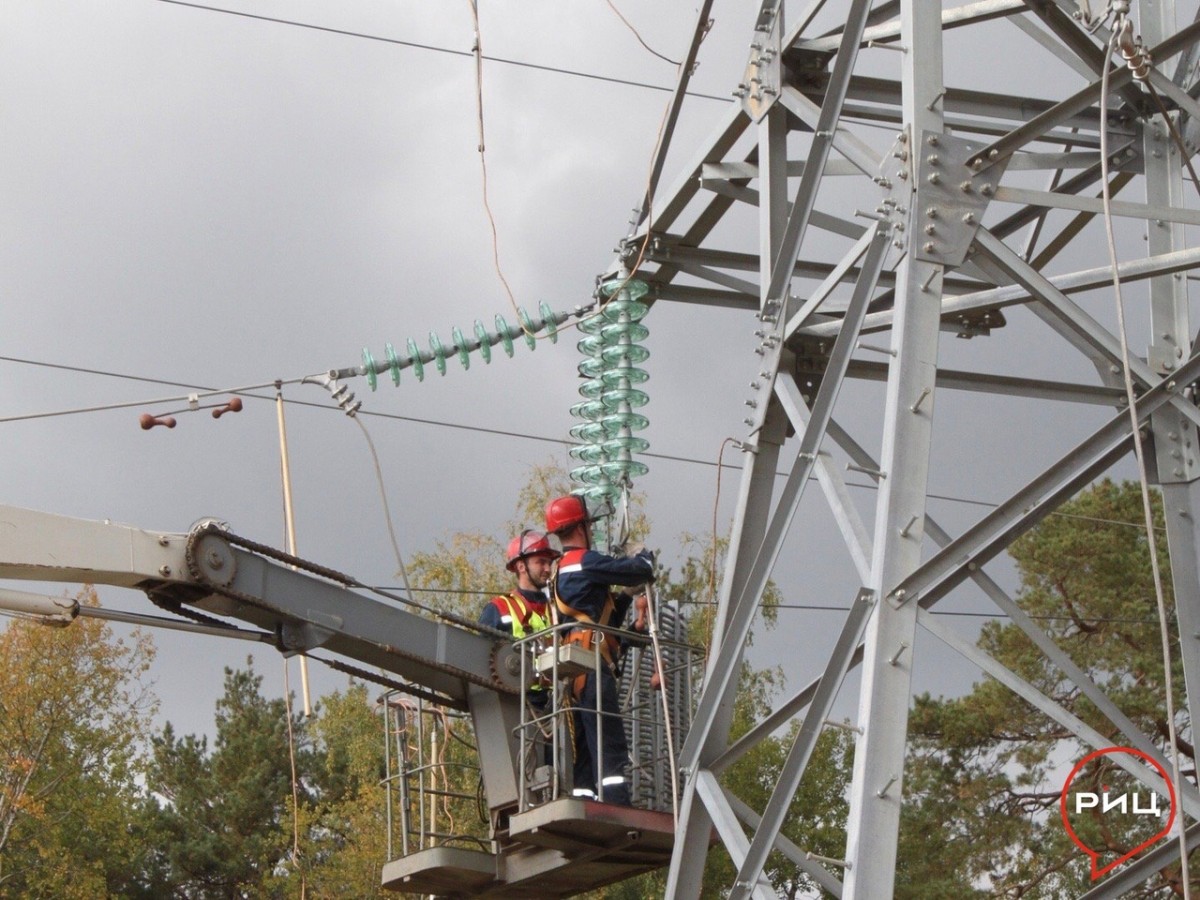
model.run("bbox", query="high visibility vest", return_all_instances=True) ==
[493,591,549,639]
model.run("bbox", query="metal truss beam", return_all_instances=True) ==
[638,0,1200,893]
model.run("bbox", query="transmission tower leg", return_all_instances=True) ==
[666,104,793,900]
[842,0,945,890]
[665,402,788,899]
[1145,0,1200,759]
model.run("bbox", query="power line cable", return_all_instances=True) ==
[0,355,1165,528]
[153,0,729,103]
[357,590,1175,627]
[604,0,681,66]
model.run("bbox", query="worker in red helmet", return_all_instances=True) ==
[545,493,654,806]
[479,530,559,638]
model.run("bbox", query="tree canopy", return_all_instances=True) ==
[897,479,1193,897]
[0,587,156,899]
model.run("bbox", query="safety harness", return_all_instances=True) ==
[550,549,620,675]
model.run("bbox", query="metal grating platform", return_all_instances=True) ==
[381,799,677,898]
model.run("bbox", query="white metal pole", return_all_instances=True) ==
[276,385,312,718]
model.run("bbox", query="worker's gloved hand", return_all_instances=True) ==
[621,541,646,557]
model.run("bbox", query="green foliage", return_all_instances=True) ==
[301,683,389,898]
[897,479,1195,898]
[657,532,780,650]
[407,531,508,620]
[0,587,156,900]
[139,658,314,899]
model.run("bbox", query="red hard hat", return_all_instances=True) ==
[545,494,589,534]
[506,530,559,572]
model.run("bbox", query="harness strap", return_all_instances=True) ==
[551,554,618,668]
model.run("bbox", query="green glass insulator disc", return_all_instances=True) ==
[539,302,559,343]
[407,337,425,382]
[569,422,608,443]
[624,279,649,302]
[578,357,607,378]
[429,331,448,375]
[597,367,648,386]
[473,321,492,364]
[495,315,515,357]
[385,342,402,386]
[577,335,605,357]
[576,312,604,334]
[451,326,471,370]
[572,464,615,486]
[518,307,537,350]
[601,387,649,409]
[600,412,648,435]
[569,444,609,463]
[579,378,607,400]
[569,399,608,420]
[576,485,616,507]
[601,436,650,455]
[597,278,649,303]
[598,460,648,481]
[621,460,649,478]
[362,348,378,391]
[600,298,649,324]
[601,344,651,365]
[600,321,649,344]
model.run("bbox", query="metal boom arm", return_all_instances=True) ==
[0,503,523,707]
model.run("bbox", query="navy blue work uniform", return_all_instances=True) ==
[552,545,654,805]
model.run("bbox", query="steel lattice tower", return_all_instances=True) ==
[606,0,1200,895]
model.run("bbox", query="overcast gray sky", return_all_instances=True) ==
[2,0,1189,750]
[1,0,791,739]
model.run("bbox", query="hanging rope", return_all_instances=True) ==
[1100,23,1191,894]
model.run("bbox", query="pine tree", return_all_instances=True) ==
[897,479,1194,897]
[140,659,314,898]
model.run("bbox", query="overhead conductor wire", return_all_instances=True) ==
[1100,24,1190,892]
[464,0,528,339]
[354,414,420,610]
[604,0,681,66]
[462,0,688,344]
[0,356,1172,530]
